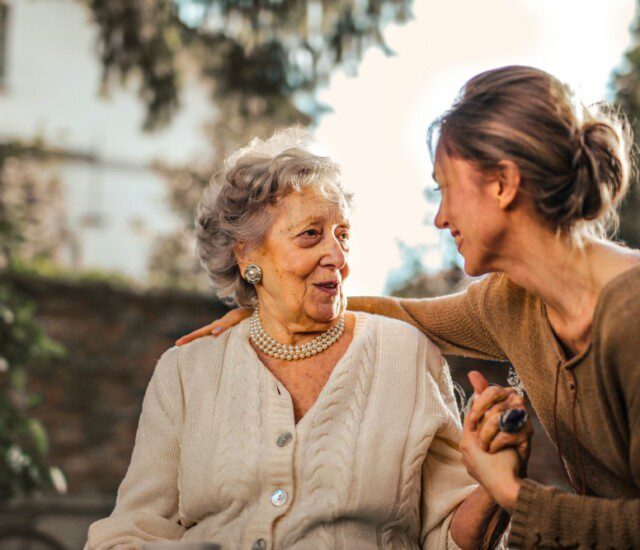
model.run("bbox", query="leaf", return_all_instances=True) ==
[27,418,48,457]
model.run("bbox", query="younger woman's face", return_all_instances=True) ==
[433,149,509,276]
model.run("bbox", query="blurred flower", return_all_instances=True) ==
[0,356,8,373]
[0,305,14,324]
[50,466,68,494]
[6,445,30,473]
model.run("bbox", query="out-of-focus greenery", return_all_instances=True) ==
[87,0,413,132]
[614,8,640,249]
[0,143,67,501]
[85,0,414,290]
[11,258,136,290]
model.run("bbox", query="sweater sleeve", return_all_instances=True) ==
[508,295,640,549]
[85,347,186,549]
[509,479,640,548]
[348,274,508,361]
[419,347,479,550]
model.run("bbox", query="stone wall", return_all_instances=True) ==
[9,273,228,497]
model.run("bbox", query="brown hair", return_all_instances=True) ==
[428,65,633,239]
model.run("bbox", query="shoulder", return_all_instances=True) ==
[598,263,640,320]
[360,311,436,346]
[592,264,640,402]
[158,323,245,382]
[358,312,445,369]
[595,264,640,356]
[473,271,529,306]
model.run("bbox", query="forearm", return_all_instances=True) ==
[450,486,509,550]
[347,292,506,361]
[509,478,640,548]
[347,295,418,324]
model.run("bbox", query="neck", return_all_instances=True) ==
[490,225,606,328]
[255,303,342,346]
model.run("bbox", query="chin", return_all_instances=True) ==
[462,255,490,277]
[463,263,482,277]
[308,299,345,324]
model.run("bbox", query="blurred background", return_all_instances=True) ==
[1,0,640,547]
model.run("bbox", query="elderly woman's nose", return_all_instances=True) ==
[320,235,347,268]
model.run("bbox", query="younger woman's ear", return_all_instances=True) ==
[495,160,521,210]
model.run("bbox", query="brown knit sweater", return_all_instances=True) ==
[350,266,640,549]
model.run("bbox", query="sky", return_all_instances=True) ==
[311,0,637,296]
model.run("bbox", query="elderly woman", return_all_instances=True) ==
[86,131,512,549]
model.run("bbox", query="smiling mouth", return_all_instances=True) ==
[314,281,340,294]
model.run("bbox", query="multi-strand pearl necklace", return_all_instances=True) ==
[250,308,346,360]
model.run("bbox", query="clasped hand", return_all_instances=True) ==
[459,371,533,514]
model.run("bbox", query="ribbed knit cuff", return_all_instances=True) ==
[508,478,540,548]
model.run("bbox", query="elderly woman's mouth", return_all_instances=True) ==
[314,281,340,295]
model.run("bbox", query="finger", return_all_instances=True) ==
[478,413,501,451]
[467,386,516,427]
[477,393,526,427]
[487,431,529,454]
[175,323,219,346]
[468,371,490,395]
[175,308,252,346]
[231,307,253,322]
[517,440,531,463]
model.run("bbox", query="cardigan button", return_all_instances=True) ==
[270,488,288,507]
[277,432,293,447]
[251,539,267,550]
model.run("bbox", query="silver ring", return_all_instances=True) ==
[498,409,528,433]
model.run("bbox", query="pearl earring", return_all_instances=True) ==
[243,264,263,285]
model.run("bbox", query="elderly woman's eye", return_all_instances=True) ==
[300,229,320,237]
[338,231,350,241]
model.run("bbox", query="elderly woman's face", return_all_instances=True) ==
[249,185,350,327]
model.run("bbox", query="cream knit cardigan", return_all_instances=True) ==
[86,312,477,549]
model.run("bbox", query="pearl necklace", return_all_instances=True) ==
[250,308,346,360]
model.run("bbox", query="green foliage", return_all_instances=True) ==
[0,143,67,501]
[614,8,640,248]
[10,257,135,289]
[85,0,414,289]
[87,0,413,130]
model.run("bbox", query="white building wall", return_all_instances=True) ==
[0,0,216,279]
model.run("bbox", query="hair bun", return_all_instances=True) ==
[568,114,630,226]
[428,66,634,240]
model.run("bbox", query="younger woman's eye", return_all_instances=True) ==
[432,185,442,192]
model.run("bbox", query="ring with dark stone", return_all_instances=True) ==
[498,409,528,433]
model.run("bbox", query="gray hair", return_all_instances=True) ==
[195,129,353,307]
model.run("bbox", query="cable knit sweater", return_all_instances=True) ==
[350,267,640,549]
[86,312,477,549]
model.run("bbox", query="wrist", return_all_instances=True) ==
[492,476,522,514]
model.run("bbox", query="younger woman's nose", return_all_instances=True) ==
[434,203,449,230]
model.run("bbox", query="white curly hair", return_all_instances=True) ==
[195,127,354,307]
